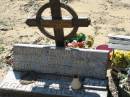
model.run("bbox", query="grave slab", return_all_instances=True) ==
[0,70,108,97]
[13,44,109,79]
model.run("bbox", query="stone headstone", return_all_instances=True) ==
[108,35,130,50]
[13,44,109,80]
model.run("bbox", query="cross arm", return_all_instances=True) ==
[26,17,91,28]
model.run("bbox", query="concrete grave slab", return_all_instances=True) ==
[0,70,108,97]
[13,44,109,79]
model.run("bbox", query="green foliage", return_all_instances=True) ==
[0,21,8,26]
[65,33,87,43]
[0,45,5,54]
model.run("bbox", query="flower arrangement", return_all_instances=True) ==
[65,33,94,48]
[110,50,130,96]
[110,50,130,68]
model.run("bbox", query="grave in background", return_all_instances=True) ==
[0,0,109,97]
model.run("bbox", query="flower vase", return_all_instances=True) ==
[71,75,81,90]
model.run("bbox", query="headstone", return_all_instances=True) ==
[0,0,109,97]
[108,35,130,50]
[13,44,109,80]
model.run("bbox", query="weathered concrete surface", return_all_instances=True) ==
[0,70,108,97]
[13,44,109,79]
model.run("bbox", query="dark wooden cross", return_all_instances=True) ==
[26,0,91,47]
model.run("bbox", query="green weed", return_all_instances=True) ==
[0,45,5,54]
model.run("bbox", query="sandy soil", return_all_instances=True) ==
[0,0,130,77]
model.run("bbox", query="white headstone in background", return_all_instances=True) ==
[108,35,130,50]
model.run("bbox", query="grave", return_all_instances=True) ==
[108,35,130,97]
[0,0,109,97]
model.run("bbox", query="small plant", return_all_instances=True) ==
[0,45,5,54]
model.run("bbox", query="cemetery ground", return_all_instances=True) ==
[0,0,130,97]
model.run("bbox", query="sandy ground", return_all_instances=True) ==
[0,0,130,78]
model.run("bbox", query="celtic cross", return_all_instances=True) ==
[26,0,91,47]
